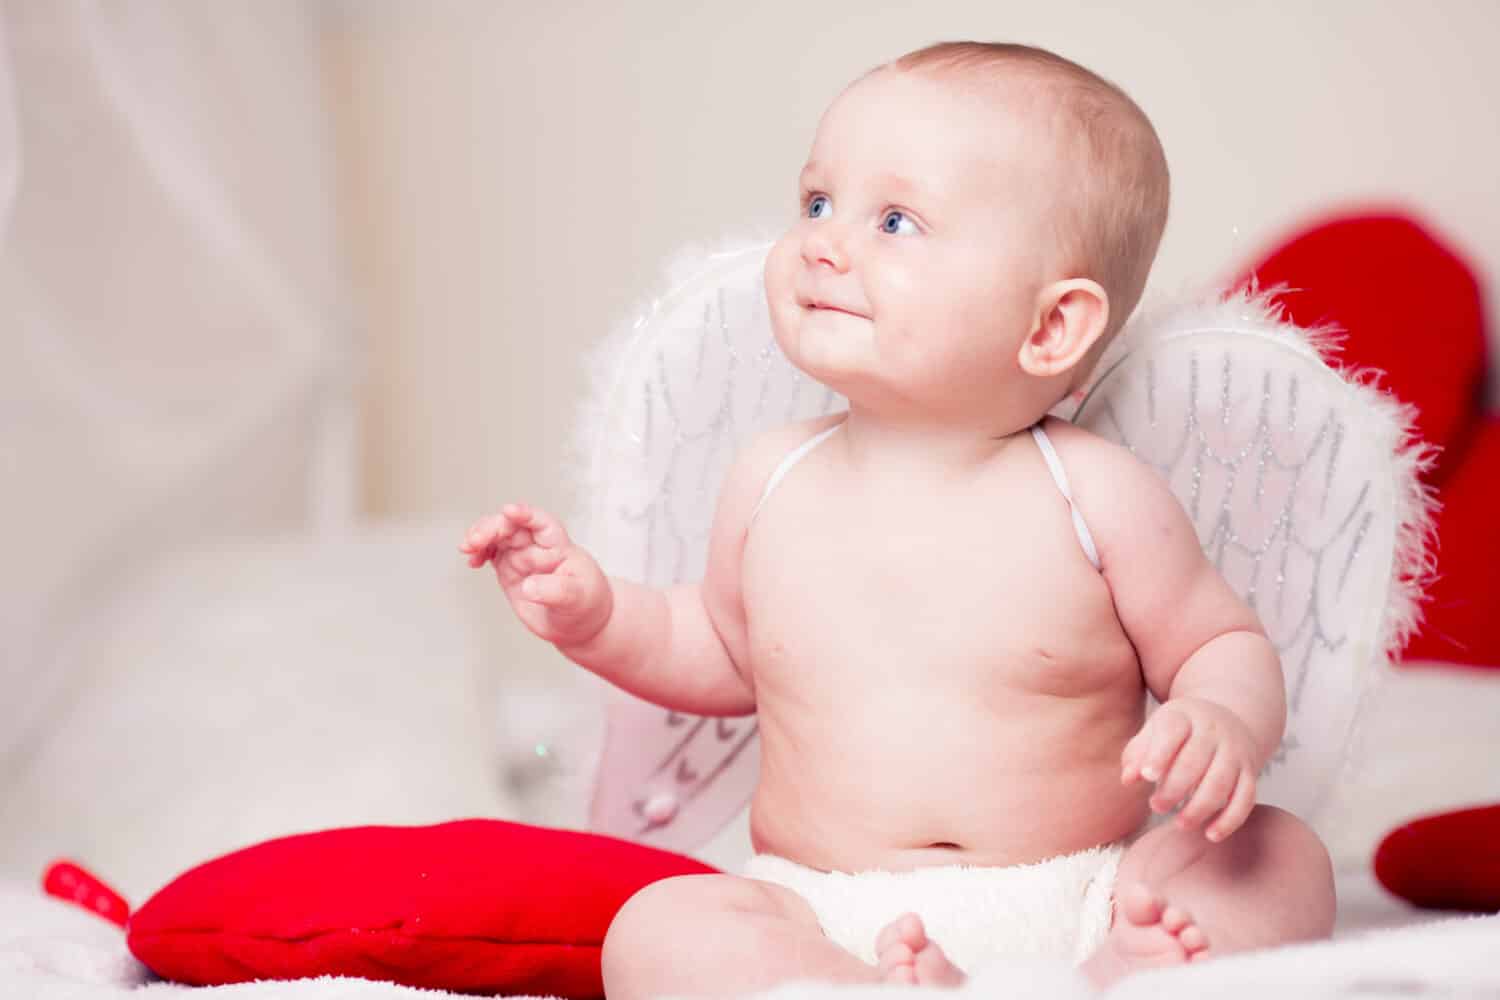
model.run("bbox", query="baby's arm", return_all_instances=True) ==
[461,418,839,717]
[1057,422,1286,841]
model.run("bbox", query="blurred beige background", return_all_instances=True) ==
[321,0,1500,527]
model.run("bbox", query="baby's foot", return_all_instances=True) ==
[1082,882,1209,987]
[875,913,965,987]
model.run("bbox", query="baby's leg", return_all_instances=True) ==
[1082,804,1335,987]
[601,873,881,1000]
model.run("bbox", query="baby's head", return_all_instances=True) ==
[765,42,1169,428]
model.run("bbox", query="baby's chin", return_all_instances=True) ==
[777,311,879,388]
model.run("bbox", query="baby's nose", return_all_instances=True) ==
[801,226,850,273]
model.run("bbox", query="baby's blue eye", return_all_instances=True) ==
[807,195,831,219]
[880,210,917,235]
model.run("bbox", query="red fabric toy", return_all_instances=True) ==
[1375,804,1500,912]
[42,860,130,928]
[122,819,716,997]
[1239,211,1500,913]
[1238,211,1500,670]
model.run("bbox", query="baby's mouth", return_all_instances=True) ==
[806,300,869,319]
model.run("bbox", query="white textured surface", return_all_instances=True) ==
[0,520,517,903]
[0,880,1492,999]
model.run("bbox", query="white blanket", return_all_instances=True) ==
[2,872,1495,999]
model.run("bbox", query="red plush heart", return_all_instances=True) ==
[1238,212,1488,488]
[1402,422,1500,665]
[126,819,716,998]
[1238,210,1500,669]
[1375,804,1500,912]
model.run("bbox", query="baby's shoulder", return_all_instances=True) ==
[728,412,846,487]
[1037,417,1182,527]
[716,412,847,513]
[1036,416,1143,478]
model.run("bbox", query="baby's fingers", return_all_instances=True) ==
[1151,731,1215,815]
[1205,769,1257,842]
[461,516,501,565]
[1139,710,1192,786]
[502,544,568,579]
[507,503,570,550]
[462,509,525,562]
[1175,749,1240,830]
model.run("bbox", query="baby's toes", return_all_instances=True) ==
[911,937,966,987]
[1116,882,1165,928]
[1160,905,1192,935]
[877,941,915,978]
[877,913,926,953]
[875,913,928,983]
[1160,902,1210,958]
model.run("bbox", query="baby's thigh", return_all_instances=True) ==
[1117,805,1334,948]
[603,872,821,962]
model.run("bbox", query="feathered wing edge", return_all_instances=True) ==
[561,233,776,830]
[565,232,777,553]
[1091,286,1441,823]
[1092,284,1440,669]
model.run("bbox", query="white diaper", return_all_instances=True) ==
[743,844,1122,973]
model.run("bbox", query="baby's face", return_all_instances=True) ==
[765,69,1070,420]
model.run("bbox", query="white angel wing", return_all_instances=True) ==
[1067,293,1435,825]
[573,240,840,855]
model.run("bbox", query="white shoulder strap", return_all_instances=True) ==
[1029,424,1102,571]
[749,422,843,525]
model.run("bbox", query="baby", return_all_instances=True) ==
[462,41,1335,996]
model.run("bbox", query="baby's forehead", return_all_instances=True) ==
[835,69,1064,149]
[811,69,1070,184]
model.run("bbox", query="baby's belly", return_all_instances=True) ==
[749,690,1150,873]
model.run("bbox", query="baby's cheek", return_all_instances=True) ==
[763,244,801,336]
[764,237,798,288]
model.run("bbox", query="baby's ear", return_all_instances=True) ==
[1017,279,1110,379]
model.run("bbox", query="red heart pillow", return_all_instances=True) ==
[1375,804,1500,912]
[126,819,716,997]
[1237,210,1500,669]
[1237,212,1488,487]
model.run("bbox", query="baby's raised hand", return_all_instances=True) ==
[460,503,612,649]
[1120,697,1259,842]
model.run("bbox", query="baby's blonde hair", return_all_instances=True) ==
[886,42,1170,372]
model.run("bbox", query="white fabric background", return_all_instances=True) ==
[0,3,521,896]
[1,1,352,765]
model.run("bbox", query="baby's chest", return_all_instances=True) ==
[741,496,1125,697]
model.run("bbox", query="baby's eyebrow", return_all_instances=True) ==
[871,171,923,200]
[797,162,926,200]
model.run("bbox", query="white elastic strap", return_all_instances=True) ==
[749,423,843,525]
[1030,425,1102,571]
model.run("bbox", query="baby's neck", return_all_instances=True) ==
[837,405,1039,482]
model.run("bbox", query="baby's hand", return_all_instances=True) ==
[1120,696,1259,842]
[460,503,612,649]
